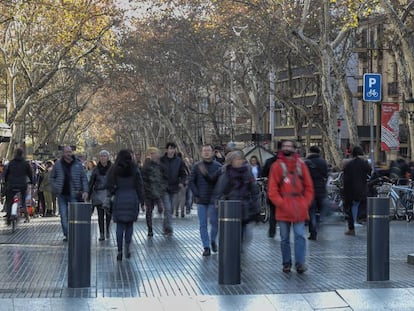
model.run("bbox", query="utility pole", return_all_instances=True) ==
[269,66,275,150]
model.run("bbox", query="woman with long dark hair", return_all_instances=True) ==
[106,149,144,261]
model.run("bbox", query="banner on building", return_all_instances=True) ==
[381,103,400,151]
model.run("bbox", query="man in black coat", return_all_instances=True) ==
[160,142,187,235]
[343,146,372,236]
[261,141,281,238]
[305,146,328,240]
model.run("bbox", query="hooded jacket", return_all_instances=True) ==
[268,152,314,223]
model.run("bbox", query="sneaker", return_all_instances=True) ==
[308,234,317,240]
[211,241,218,253]
[268,228,276,238]
[282,264,291,273]
[345,229,355,236]
[148,228,153,237]
[202,247,211,256]
[99,235,105,241]
[296,264,307,274]
[354,223,363,228]
[63,236,68,242]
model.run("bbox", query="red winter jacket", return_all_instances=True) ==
[268,153,314,223]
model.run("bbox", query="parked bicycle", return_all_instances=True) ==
[327,172,345,219]
[375,176,414,222]
[256,177,270,223]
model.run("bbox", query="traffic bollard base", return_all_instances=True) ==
[407,254,414,265]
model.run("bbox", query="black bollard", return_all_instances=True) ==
[68,202,91,288]
[218,200,241,285]
[367,197,390,281]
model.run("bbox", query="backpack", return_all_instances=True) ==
[280,160,303,179]
[278,160,303,188]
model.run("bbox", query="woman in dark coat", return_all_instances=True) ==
[213,150,260,241]
[89,150,112,241]
[106,149,144,261]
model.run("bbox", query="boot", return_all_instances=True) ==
[117,251,122,261]
[125,243,131,259]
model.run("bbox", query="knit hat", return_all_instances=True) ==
[99,150,110,157]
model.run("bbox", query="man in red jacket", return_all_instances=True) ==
[268,139,314,273]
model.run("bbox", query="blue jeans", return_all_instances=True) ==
[352,201,360,224]
[116,222,133,252]
[185,188,193,213]
[279,221,306,266]
[197,204,218,248]
[162,192,178,233]
[57,194,76,237]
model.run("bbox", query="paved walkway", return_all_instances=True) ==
[1,209,414,310]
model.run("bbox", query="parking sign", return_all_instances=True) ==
[363,73,382,102]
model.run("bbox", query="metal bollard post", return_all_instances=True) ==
[367,197,390,281]
[68,202,91,288]
[218,200,241,285]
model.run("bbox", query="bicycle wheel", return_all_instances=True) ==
[259,193,270,223]
[392,198,406,220]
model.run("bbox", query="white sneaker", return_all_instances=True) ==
[354,223,363,227]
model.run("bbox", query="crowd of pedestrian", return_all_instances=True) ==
[3,139,414,272]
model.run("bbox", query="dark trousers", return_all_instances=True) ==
[93,205,111,236]
[308,193,329,237]
[268,200,276,234]
[145,198,164,230]
[38,192,45,215]
[116,221,133,252]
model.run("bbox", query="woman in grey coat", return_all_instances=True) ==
[106,149,144,261]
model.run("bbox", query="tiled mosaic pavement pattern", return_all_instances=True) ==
[0,210,414,300]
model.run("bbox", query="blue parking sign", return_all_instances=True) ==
[363,73,382,102]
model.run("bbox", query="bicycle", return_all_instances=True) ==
[377,180,414,222]
[327,172,345,219]
[9,191,22,233]
[366,89,379,98]
[256,177,270,223]
[389,184,414,222]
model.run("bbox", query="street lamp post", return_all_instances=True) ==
[269,66,275,150]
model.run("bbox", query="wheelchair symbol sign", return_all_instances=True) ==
[363,73,382,102]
